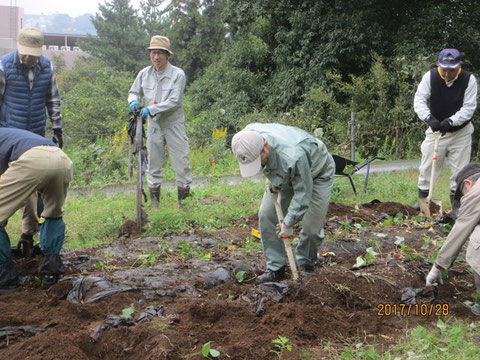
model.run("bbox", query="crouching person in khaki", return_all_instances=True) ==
[426,163,480,314]
[0,128,73,293]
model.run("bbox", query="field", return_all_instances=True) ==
[1,175,479,359]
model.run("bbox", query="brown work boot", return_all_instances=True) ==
[177,186,190,205]
[149,187,160,208]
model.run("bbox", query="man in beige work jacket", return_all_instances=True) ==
[128,35,192,207]
[426,163,480,314]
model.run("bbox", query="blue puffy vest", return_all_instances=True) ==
[0,50,52,136]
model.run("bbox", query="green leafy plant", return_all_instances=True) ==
[201,341,220,358]
[270,336,292,358]
[355,247,378,267]
[178,240,196,259]
[197,251,212,261]
[235,270,246,283]
[121,303,135,319]
[439,223,453,233]
[140,252,157,268]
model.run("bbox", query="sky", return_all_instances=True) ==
[0,0,143,17]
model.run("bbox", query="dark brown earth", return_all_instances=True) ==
[1,201,477,359]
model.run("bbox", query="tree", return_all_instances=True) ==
[161,0,227,82]
[140,0,167,36]
[80,0,148,72]
[58,58,133,141]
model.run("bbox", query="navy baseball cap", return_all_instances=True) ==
[437,49,461,69]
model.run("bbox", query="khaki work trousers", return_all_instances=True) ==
[0,146,73,224]
[418,122,473,193]
[146,122,192,189]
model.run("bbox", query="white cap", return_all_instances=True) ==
[231,129,264,177]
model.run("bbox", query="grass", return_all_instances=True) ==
[336,320,480,360]
[332,168,452,207]
[5,179,262,249]
[6,167,453,248]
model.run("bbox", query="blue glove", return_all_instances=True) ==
[129,100,140,112]
[141,107,150,119]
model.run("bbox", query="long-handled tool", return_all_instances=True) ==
[266,186,299,282]
[420,132,442,217]
[128,108,148,231]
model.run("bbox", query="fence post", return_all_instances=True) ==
[128,141,133,181]
[350,111,356,162]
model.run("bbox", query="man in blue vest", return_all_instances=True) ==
[413,49,477,216]
[0,128,72,293]
[0,27,63,251]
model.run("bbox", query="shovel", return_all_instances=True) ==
[420,132,442,217]
[266,186,299,282]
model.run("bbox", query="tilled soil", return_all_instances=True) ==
[1,201,477,359]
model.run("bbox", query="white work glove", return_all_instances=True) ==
[265,179,280,193]
[426,265,443,287]
[276,221,293,238]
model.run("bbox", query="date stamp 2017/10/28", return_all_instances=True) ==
[377,303,449,317]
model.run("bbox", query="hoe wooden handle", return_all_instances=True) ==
[266,185,299,282]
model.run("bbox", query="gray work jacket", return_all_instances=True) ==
[436,179,480,275]
[245,123,333,227]
[128,62,186,129]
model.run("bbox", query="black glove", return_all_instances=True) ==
[17,234,34,257]
[426,115,441,132]
[439,118,453,135]
[53,128,63,148]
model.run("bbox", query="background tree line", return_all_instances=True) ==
[55,0,480,183]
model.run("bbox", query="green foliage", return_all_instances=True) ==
[80,0,148,72]
[161,0,227,82]
[140,252,157,267]
[139,0,166,36]
[184,341,221,359]
[355,247,379,268]
[121,303,135,319]
[299,54,431,158]
[201,341,220,358]
[146,181,263,237]
[50,53,66,74]
[207,128,231,167]
[75,0,480,161]
[63,192,135,249]
[65,133,129,186]
[270,336,293,357]
[187,33,270,141]
[58,58,133,143]
[340,321,480,358]
[235,270,245,283]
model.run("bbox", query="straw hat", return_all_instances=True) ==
[147,35,173,55]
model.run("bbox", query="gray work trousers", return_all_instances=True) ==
[146,122,193,189]
[418,123,473,193]
[258,161,335,271]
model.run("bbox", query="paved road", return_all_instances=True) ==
[354,159,420,174]
[70,159,421,197]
